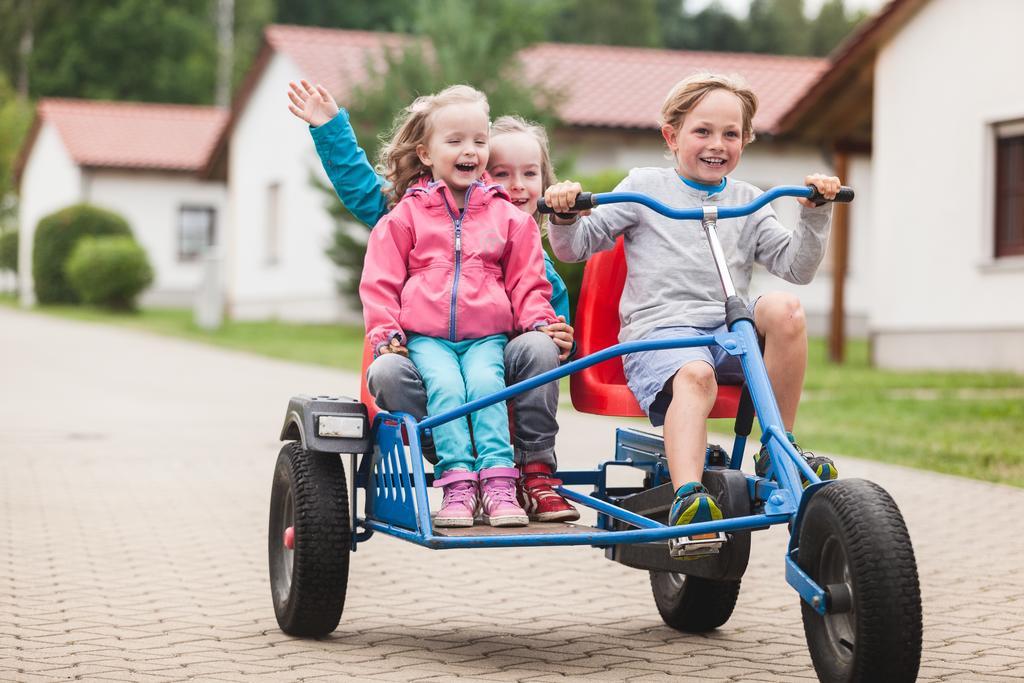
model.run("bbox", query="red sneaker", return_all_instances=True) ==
[518,462,580,522]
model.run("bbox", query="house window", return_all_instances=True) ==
[995,123,1024,258]
[178,206,216,261]
[266,182,281,266]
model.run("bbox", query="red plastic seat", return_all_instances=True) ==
[570,238,742,419]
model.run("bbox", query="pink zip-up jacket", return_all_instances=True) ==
[360,176,556,355]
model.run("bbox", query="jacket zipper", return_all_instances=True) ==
[444,183,474,341]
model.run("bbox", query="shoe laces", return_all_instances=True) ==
[483,479,517,504]
[443,481,477,506]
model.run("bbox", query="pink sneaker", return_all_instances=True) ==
[479,467,529,527]
[431,470,478,528]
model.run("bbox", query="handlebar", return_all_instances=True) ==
[537,185,854,219]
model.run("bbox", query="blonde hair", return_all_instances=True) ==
[489,115,556,228]
[377,84,489,208]
[659,72,758,146]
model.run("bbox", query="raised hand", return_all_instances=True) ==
[286,79,340,128]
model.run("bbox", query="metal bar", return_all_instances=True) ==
[786,549,828,615]
[364,512,789,549]
[590,185,813,220]
[554,488,663,530]
[419,334,736,431]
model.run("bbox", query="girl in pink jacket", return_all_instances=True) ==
[359,85,558,528]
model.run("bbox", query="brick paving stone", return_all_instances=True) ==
[4,307,1024,682]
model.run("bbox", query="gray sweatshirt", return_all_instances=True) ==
[548,167,833,342]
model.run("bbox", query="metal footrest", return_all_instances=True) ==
[668,530,726,559]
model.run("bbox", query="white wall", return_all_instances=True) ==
[17,122,82,306]
[226,52,360,323]
[871,0,1024,371]
[557,128,872,335]
[85,170,227,306]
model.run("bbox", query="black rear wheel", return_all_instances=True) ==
[649,570,741,632]
[798,479,921,682]
[268,442,350,637]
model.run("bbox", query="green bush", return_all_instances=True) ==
[32,204,132,303]
[65,236,154,310]
[0,229,16,273]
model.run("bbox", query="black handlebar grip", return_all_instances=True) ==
[807,185,855,207]
[537,192,595,215]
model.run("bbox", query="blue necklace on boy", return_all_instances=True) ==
[679,174,727,195]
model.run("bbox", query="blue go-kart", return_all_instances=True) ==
[268,185,923,683]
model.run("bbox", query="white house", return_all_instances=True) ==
[15,99,228,308]
[777,0,1024,372]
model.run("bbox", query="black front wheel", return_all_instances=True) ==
[268,442,351,637]
[649,570,741,633]
[798,479,922,683]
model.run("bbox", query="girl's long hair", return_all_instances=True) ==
[489,115,556,230]
[377,84,489,208]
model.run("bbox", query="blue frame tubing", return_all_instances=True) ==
[356,185,852,613]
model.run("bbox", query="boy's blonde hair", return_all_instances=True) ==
[659,72,758,146]
[490,114,556,227]
[378,84,489,208]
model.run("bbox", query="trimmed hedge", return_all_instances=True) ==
[33,204,132,303]
[65,235,154,310]
[0,230,16,274]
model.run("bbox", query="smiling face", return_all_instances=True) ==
[488,132,544,216]
[663,88,746,185]
[416,102,490,204]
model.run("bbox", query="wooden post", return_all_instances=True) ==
[828,148,850,364]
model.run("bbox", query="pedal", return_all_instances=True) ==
[668,531,726,559]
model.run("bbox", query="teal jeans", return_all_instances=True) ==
[406,333,514,476]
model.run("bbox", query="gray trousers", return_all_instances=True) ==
[366,331,560,467]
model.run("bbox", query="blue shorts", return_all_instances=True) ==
[623,299,758,427]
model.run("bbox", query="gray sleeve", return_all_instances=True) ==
[547,174,641,263]
[751,203,833,285]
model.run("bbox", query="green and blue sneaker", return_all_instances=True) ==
[669,482,724,527]
[753,432,838,488]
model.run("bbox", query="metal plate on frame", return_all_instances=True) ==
[432,521,604,537]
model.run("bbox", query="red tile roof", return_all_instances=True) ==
[20,99,228,178]
[519,43,827,133]
[261,25,826,133]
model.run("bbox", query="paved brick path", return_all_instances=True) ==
[2,307,1023,682]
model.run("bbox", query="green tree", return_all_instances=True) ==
[748,0,811,55]
[810,0,869,56]
[549,0,663,48]
[326,0,561,306]
[273,0,409,32]
[0,73,33,231]
[685,1,753,52]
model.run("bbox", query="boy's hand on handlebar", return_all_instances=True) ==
[379,337,409,358]
[544,181,591,224]
[287,79,339,128]
[799,173,842,208]
[538,316,575,361]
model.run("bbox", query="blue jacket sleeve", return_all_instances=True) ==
[542,252,577,359]
[310,109,389,228]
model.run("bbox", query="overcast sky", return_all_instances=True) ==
[686,0,888,17]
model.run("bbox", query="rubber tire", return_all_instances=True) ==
[268,442,351,637]
[649,570,741,632]
[798,479,922,683]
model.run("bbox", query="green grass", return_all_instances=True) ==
[7,297,1024,487]
[3,300,366,371]
[711,339,1024,487]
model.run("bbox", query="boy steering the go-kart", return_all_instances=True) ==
[544,72,841,533]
